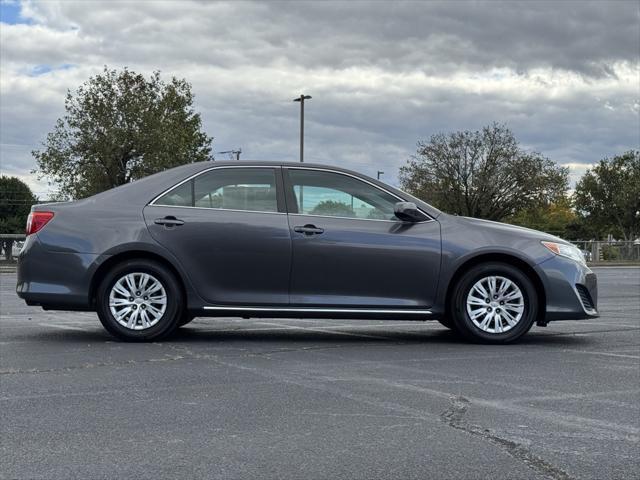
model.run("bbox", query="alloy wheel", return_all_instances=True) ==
[108,273,167,330]
[465,275,524,334]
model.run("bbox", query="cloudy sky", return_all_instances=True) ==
[1,0,638,197]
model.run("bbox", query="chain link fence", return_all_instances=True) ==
[1,234,26,263]
[572,240,640,263]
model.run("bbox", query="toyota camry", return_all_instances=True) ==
[16,161,598,343]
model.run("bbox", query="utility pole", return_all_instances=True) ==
[377,170,384,180]
[215,149,242,161]
[293,94,311,162]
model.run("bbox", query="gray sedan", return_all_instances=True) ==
[16,161,598,343]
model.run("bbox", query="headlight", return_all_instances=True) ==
[541,241,586,265]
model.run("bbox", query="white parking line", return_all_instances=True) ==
[256,321,394,340]
[39,323,91,332]
[565,349,640,359]
[576,321,639,327]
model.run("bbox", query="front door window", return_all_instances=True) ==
[287,169,405,221]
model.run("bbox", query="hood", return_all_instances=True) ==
[455,215,567,243]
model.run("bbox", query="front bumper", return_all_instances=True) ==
[535,255,598,321]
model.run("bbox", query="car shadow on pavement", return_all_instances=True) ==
[21,321,597,348]
[166,323,596,348]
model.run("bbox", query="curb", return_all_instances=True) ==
[588,263,640,267]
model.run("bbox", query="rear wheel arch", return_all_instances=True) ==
[444,253,546,324]
[90,250,188,308]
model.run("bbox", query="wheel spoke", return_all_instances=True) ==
[497,278,512,296]
[502,309,517,326]
[140,309,151,328]
[127,308,139,329]
[115,306,132,321]
[139,274,150,293]
[502,290,523,302]
[473,283,490,299]
[112,282,130,298]
[494,314,503,333]
[148,295,166,305]
[146,304,164,319]
[504,304,524,312]
[145,282,163,295]
[488,277,497,296]
[467,297,487,306]
[125,275,137,294]
[478,312,492,330]
[109,299,132,307]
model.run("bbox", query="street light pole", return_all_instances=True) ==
[377,170,384,180]
[293,94,311,162]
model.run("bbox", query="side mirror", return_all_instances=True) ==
[394,202,423,222]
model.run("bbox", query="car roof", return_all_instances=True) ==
[188,160,362,171]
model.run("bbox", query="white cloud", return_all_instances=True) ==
[0,0,638,196]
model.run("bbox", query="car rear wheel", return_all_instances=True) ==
[96,259,183,341]
[450,262,537,344]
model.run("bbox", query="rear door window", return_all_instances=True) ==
[154,168,279,213]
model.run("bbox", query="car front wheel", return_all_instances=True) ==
[450,262,538,344]
[96,259,184,341]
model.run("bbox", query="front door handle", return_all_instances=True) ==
[294,224,324,235]
[154,216,185,227]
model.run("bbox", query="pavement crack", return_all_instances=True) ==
[0,354,186,375]
[440,395,575,480]
[440,395,470,424]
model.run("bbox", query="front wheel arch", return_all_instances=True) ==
[444,253,546,325]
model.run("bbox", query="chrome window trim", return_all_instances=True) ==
[149,165,281,214]
[203,305,432,315]
[289,212,407,224]
[286,166,434,223]
[149,164,435,223]
[146,204,286,215]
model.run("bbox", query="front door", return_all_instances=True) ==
[144,166,291,306]
[284,168,441,308]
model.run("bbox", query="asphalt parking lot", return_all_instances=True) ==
[1,267,638,479]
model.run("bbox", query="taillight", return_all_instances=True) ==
[26,211,54,236]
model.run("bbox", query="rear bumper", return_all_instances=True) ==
[16,235,99,311]
[535,255,598,321]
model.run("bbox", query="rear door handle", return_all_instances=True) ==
[294,224,324,235]
[154,216,185,227]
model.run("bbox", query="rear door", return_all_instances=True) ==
[283,167,441,308]
[144,166,291,306]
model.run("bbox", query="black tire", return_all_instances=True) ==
[96,259,184,342]
[450,262,538,344]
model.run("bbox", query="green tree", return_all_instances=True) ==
[399,124,568,221]
[310,200,355,217]
[573,151,640,241]
[0,176,37,233]
[508,196,577,238]
[33,67,213,199]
